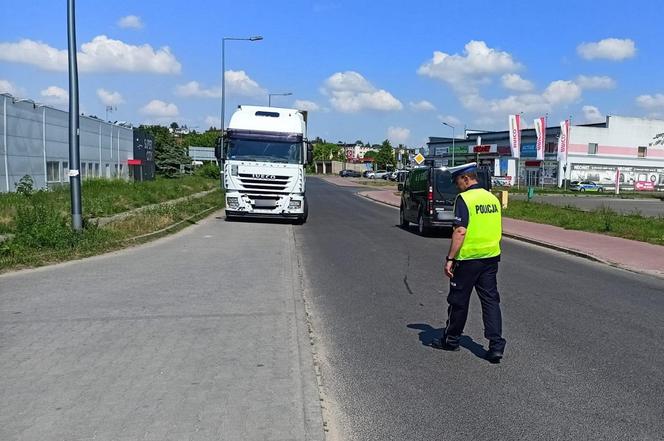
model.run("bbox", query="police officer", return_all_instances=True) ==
[431,163,506,363]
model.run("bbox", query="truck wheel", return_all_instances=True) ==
[400,206,409,228]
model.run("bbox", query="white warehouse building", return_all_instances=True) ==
[1,93,133,192]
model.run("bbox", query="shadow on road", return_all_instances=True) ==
[217,216,296,226]
[396,225,453,239]
[407,323,488,361]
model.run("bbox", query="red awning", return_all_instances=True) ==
[127,159,142,165]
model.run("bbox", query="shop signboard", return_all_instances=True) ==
[520,143,537,157]
[570,164,664,191]
[473,144,498,154]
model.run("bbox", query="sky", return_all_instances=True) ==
[1,0,664,148]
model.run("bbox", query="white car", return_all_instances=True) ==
[371,170,390,179]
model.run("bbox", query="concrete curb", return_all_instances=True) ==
[358,189,664,280]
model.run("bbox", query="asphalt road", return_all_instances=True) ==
[512,193,664,217]
[296,178,664,441]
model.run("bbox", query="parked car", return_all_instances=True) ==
[339,169,361,177]
[491,176,511,187]
[388,170,409,181]
[398,165,491,235]
[372,170,390,179]
[570,180,604,192]
[362,170,374,178]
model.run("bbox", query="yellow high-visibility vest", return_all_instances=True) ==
[456,188,502,260]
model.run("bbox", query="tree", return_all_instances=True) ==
[139,124,192,177]
[363,150,378,159]
[355,139,364,146]
[313,142,344,161]
[182,129,219,147]
[170,122,179,130]
[374,139,396,169]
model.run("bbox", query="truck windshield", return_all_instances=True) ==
[226,138,301,164]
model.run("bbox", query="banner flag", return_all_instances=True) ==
[557,119,569,162]
[509,114,521,159]
[534,117,546,160]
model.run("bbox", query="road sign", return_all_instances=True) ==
[414,153,425,164]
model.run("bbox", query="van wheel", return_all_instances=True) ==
[400,206,409,228]
[417,211,429,236]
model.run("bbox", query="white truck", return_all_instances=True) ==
[217,105,312,223]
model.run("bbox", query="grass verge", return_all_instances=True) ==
[503,187,663,200]
[0,175,218,234]
[504,200,664,246]
[0,190,224,272]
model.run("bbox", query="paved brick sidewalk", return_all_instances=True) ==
[358,189,664,278]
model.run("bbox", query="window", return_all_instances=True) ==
[63,162,69,181]
[46,161,60,182]
[638,146,647,158]
[588,143,598,155]
[94,163,100,176]
[105,164,110,178]
[119,164,124,176]
[88,162,93,177]
[114,164,118,177]
[545,141,557,154]
[80,162,87,178]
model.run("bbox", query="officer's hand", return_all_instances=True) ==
[444,260,454,278]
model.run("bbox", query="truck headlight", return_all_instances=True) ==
[288,200,301,209]
[227,197,239,209]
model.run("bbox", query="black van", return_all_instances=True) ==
[398,165,491,235]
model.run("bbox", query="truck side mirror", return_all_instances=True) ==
[306,143,313,164]
[214,136,222,160]
[398,183,404,191]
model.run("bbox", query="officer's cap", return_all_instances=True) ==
[448,162,478,180]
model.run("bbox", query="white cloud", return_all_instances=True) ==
[636,93,664,110]
[576,75,616,89]
[542,80,582,105]
[577,38,636,61]
[140,99,178,117]
[387,126,410,144]
[293,100,320,111]
[0,79,23,96]
[409,100,436,111]
[438,115,461,126]
[40,86,68,104]
[204,115,221,128]
[418,41,521,93]
[322,71,402,112]
[224,70,266,96]
[96,88,124,106]
[175,81,220,98]
[118,15,144,29]
[0,35,181,74]
[501,73,534,92]
[582,105,604,123]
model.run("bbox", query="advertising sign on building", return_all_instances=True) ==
[473,144,498,154]
[570,164,664,191]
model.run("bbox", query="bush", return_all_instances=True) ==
[195,162,220,179]
[15,175,34,196]
[13,196,75,249]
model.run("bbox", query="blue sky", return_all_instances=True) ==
[1,0,664,147]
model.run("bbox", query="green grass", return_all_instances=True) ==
[0,175,218,234]
[0,190,224,272]
[504,200,664,246]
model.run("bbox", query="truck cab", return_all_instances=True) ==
[219,106,313,223]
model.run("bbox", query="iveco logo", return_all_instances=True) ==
[252,174,276,179]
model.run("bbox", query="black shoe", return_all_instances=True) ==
[430,337,460,351]
[485,350,503,363]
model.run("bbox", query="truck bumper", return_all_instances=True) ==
[225,191,306,217]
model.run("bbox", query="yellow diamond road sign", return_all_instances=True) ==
[414,153,425,164]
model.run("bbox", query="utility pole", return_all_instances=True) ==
[67,0,82,231]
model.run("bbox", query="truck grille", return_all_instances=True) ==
[238,174,291,192]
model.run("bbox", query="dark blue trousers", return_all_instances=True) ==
[445,259,506,352]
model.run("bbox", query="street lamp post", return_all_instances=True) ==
[442,122,455,167]
[220,35,262,189]
[268,92,292,107]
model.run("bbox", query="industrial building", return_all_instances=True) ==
[1,93,154,192]
[427,115,664,190]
